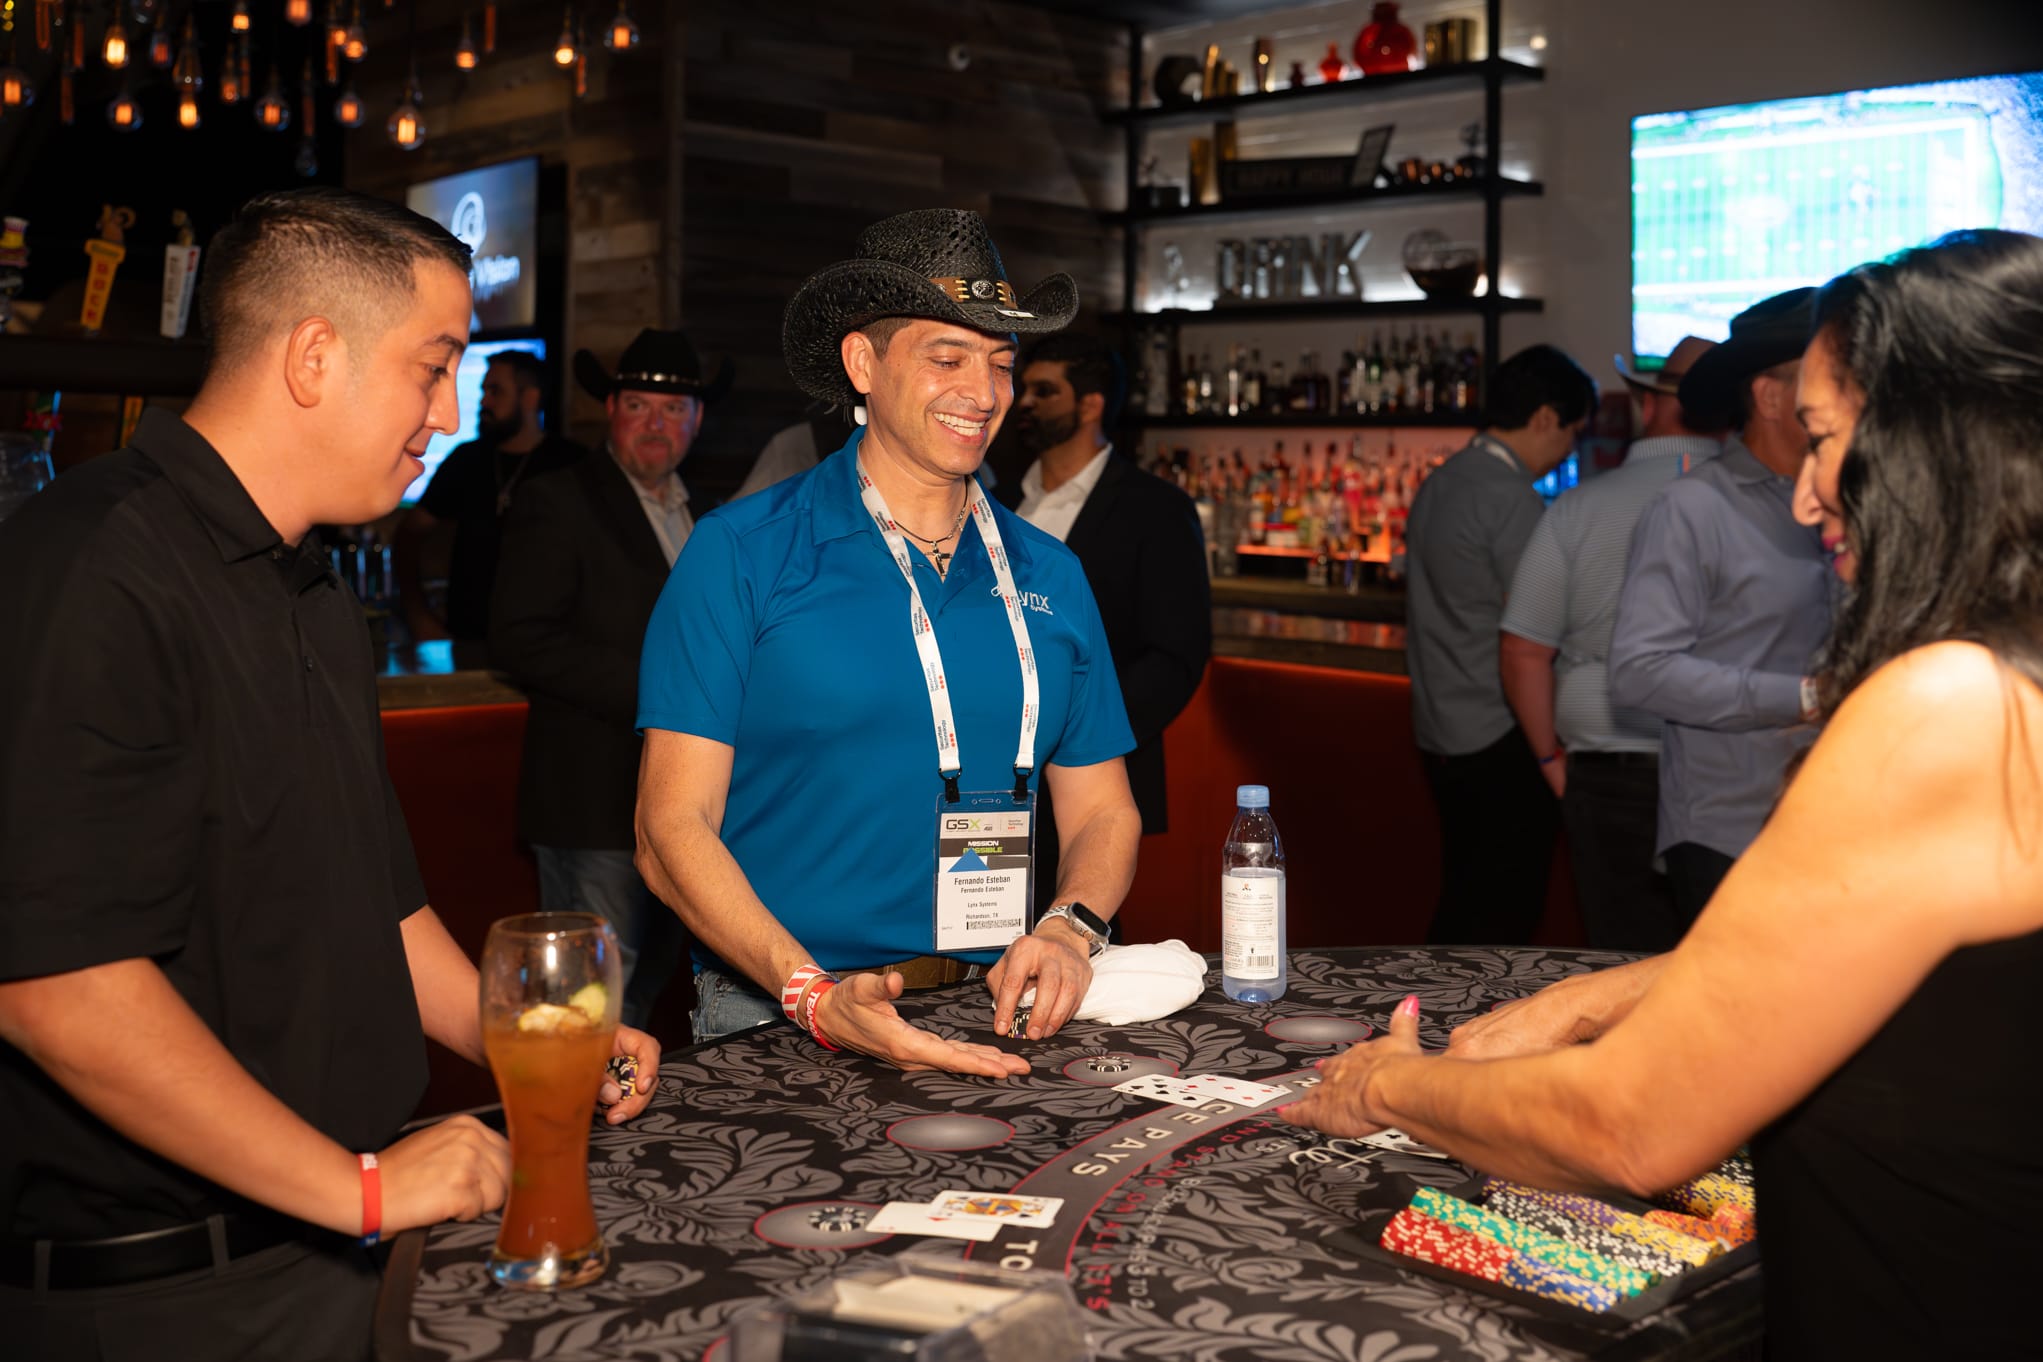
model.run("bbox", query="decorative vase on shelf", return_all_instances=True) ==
[1354,3,1419,75]
[1318,42,1345,84]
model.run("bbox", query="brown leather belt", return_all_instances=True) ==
[840,955,982,989]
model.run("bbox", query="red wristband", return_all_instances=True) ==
[806,979,840,1051]
[358,1152,381,1246]
[781,964,827,1026]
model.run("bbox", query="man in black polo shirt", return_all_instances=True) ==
[0,189,658,1361]
[394,348,585,655]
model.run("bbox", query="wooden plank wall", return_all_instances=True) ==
[345,0,1126,496]
[681,1,1127,495]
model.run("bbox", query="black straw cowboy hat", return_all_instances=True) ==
[782,208,1080,407]
[573,328,734,404]
[1677,288,1817,429]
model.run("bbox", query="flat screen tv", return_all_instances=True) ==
[406,156,541,336]
[400,337,548,504]
[1630,69,2043,366]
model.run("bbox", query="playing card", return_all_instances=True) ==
[930,1190,1063,1228]
[1353,1127,1454,1159]
[1110,1073,1209,1108]
[1178,1073,1288,1106]
[864,1201,1002,1241]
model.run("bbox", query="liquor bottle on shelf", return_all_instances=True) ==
[1242,348,1265,413]
[1197,349,1216,414]
[1336,349,1357,415]
[1223,344,1242,418]
[1266,358,1288,416]
[1363,330,1387,414]
[1180,349,1200,416]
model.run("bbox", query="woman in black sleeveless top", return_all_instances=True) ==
[1281,229,2043,1356]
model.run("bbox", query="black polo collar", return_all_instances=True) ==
[129,408,286,564]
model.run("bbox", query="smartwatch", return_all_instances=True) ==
[1038,902,1110,958]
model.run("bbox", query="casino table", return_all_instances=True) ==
[378,947,1763,1362]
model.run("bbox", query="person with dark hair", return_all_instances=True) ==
[996,332,1211,920]
[490,328,732,1031]
[0,187,657,1361]
[1608,290,1834,928]
[1498,338,1724,951]
[393,348,586,655]
[1404,343,1595,945]
[634,210,1139,1068]
[1282,227,2043,1359]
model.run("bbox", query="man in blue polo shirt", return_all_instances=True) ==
[634,210,1141,1075]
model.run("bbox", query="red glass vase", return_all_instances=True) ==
[1354,2,1418,76]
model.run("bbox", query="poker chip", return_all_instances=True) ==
[1644,1208,1719,1241]
[1482,1180,1717,1267]
[1482,1191,1688,1280]
[805,1205,871,1234]
[1379,1208,1514,1282]
[1411,1189,1651,1296]
[606,1054,640,1099]
[1657,1172,1757,1219]
[1502,1255,1621,1313]
[1008,1007,1032,1039]
[1707,1204,1758,1248]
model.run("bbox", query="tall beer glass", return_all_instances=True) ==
[480,912,619,1290]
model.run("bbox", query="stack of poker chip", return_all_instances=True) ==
[1657,1170,1756,1219]
[1482,1189,1689,1280]
[1410,1188,1651,1297]
[1378,1206,1619,1312]
[1480,1180,1718,1268]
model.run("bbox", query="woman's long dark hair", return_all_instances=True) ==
[1814,228,2043,714]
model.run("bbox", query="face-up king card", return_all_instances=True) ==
[929,1191,1064,1229]
[1110,1073,1210,1108]
[1179,1073,1288,1106]
[864,1202,1002,1241]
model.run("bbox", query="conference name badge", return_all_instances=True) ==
[932,789,1035,954]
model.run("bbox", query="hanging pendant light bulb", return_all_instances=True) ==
[552,5,577,68]
[482,2,496,53]
[177,86,200,128]
[284,0,312,27]
[230,0,251,33]
[220,35,244,103]
[147,22,172,67]
[603,0,638,51]
[71,10,87,70]
[386,66,423,150]
[453,14,477,69]
[333,82,363,126]
[107,83,142,130]
[343,0,367,60]
[59,68,74,124]
[237,35,252,99]
[102,17,130,69]
[172,16,200,88]
[254,64,289,130]
[0,61,32,113]
[35,0,54,53]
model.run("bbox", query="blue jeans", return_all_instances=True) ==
[533,846,688,1031]
[690,965,787,1043]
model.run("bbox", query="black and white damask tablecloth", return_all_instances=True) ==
[387,948,1762,1362]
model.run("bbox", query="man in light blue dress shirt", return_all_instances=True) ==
[1609,291,1834,928]
[1500,337,1723,951]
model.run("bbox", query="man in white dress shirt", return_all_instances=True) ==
[998,334,1211,918]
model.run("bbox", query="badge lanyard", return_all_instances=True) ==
[855,457,1039,804]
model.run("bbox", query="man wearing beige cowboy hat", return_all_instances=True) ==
[632,210,1142,1075]
[1498,336,1723,952]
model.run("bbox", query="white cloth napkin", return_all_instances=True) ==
[1018,939,1207,1025]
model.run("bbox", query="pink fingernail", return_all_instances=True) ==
[1397,995,1420,1019]
[1314,1059,1327,1069]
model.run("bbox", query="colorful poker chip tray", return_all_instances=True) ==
[1330,1155,1761,1327]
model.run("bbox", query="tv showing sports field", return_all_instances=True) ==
[1630,70,2043,366]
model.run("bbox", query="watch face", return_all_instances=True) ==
[1068,902,1109,938]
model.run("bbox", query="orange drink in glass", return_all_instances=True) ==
[480,912,620,1290]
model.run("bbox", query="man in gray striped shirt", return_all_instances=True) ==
[1499,338,1721,951]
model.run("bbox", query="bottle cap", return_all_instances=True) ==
[1235,784,1269,808]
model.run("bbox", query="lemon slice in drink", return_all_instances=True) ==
[515,1003,581,1034]
[569,983,610,1025]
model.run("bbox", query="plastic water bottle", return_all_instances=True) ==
[1221,784,1287,1003]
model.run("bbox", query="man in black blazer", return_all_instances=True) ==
[999,334,1212,919]
[490,329,732,1028]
